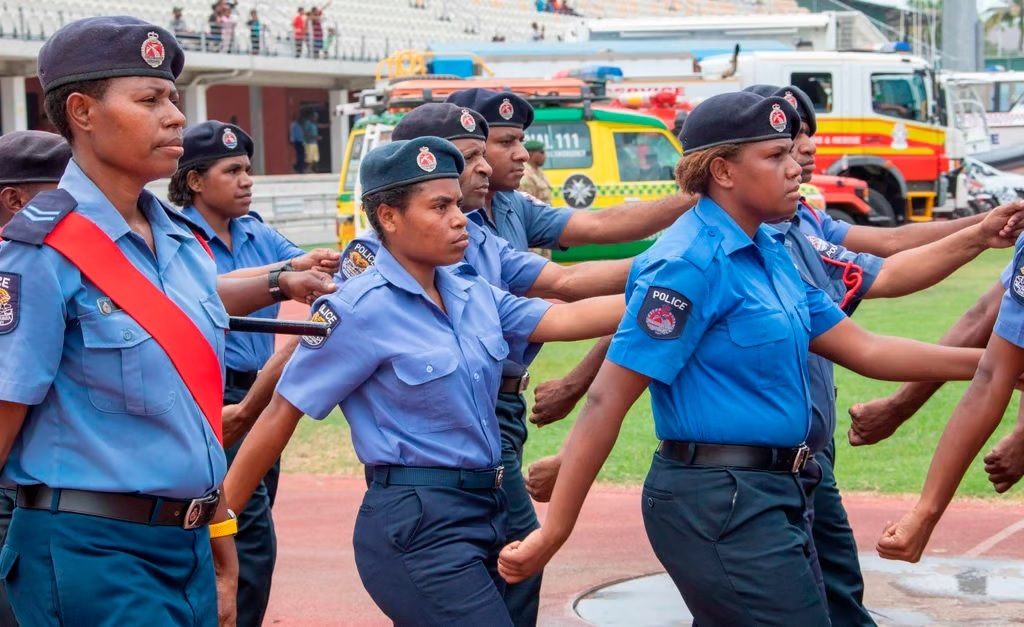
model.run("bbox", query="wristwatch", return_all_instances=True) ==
[268,263,295,302]
[208,508,238,539]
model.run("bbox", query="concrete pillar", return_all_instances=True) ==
[183,83,208,127]
[1,77,27,134]
[329,89,349,174]
[248,85,265,175]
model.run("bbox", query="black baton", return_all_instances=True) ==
[228,317,332,337]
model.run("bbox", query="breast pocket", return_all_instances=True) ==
[390,349,463,433]
[200,293,230,359]
[80,312,176,415]
[727,311,793,387]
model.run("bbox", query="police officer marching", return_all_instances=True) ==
[496,90,998,624]
[223,136,626,626]
[0,16,334,625]
[169,119,340,627]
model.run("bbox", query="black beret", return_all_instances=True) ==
[742,84,817,137]
[392,103,488,142]
[680,92,799,154]
[38,16,185,93]
[445,89,534,130]
[179,121,254,171]
[0,131,71,185]
[360,137,465,197]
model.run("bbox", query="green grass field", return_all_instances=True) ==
[284,248,1023,498]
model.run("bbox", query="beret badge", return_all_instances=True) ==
[459,109,476,132]
[769,104,788,133]
[417,146,437,173]
[498,98,514,121]
[141,32,166,69]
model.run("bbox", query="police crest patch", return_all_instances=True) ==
[0,273,20,335]
[806,235,839,259]
[459,109,476,132]
[637,286,690,340]
[302,302,340,348]
[341,242,376,279]
[769,104,788,133]
[222,128,238,149]
[499,98,514,120]
[1013,261,1024,305]
[783,90,798,109]
[417,146,437,172]
[141,32,166,69]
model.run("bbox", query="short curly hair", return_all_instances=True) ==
[43,79,111,144]
[674,144,744,196]
[167,159,217,207]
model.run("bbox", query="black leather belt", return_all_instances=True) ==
[16,486,220,529]
[657,440,811,474]
[225,368,259,390]
[367,465,505,490]
[499,371,530,395]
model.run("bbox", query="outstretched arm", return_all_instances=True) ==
[876,333,1024,563]
[530,336,612,427]
[222,337,300,448]
[843,213,987,258]
[528,296,624,343]
[498,361,650,583]
[557,193,697,248]
[526,259,631,302]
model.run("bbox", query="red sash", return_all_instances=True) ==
[44,213,224,444]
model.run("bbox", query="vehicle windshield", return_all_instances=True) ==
[613,132,679,181]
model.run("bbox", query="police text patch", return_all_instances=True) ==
[341,242,376,280]
[302,302,341,348]
[637,286,691,340]
[806,235,839,259]
[1013,263,1024,306]
[0,273,19,335]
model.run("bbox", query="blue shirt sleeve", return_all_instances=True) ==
[803,280,846,339]
[1002,260,1014,289]
[607,256,712,385]
[516,192,575,250]
[0,243,66,404]
[816,208,852,245]
[266,227,305,262]
[995,244,1024,348]
[487,283,553,343]
[804,233,883,303]
[275,295,379,420]
[497,237,548,296]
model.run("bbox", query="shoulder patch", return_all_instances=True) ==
[637,286,691,340]
[806,234,840,259]
[341,240,378,280]
[0,272,20,335]
[1,189,78,245]
[515,190,548,207]
[1012,258,1024,306]
[302,301,341,348]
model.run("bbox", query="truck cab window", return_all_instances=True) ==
[791,72,832,113]
[871,73,927,121]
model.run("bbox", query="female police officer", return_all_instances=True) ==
[171,119,339,627]
[496,91,989,624]
[0,16,333,626]
[223,137,625,626]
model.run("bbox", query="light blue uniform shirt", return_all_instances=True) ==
[772,207,882,453]
[0,160,228,498]
[181,207,304,373]
[607,198,845,447]
[995,233,1024,347]
[338,211,548,367]
[800,199,853,245]
[277,246,552,468]
[483,190,575,252]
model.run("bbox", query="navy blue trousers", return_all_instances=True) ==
[642,453,830,626]
[224,384,278,627]
[1,507,216,626]
[354,482,511,626]
[0,490,16,627]
[811,441,875,626]
[496,391,542,627]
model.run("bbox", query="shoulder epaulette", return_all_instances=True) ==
[246,210,265,223]
[1,188,78,245]
[337,270,386,307]
[681,225,719,271]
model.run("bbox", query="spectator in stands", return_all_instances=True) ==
[247,9,262,55]
[310,7,325,59]
[531,22,544,41]
[208,4,223,51]
[171,7,188,35]
[303,112,320,173]
[324,27,337,57]
[535,0,544,10]
[293,7,307,57]
[290,113,306,174]
[218,4,238,53]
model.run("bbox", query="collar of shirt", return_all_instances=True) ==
[467,206,498,235]
[181,206,256,253]
[692,196,784,256]
[372,245,472,305]
[58,159,192,247]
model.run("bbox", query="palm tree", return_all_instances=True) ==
[985,0,1024,52]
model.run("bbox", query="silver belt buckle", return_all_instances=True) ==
[518,371,531,393]
[182,491,220,530]
[494,465,505,489]
[791,444,811,474]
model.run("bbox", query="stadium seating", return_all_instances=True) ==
[0,0,807,60]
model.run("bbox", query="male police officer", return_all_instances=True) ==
[0,130,71,627]
[443,87,697,626]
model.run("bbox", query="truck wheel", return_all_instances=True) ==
[866,188,896,226]
[827,208,856,224]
